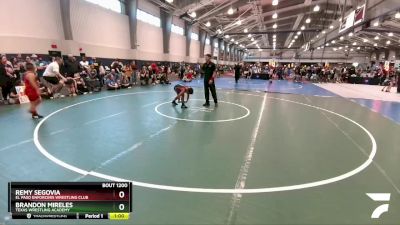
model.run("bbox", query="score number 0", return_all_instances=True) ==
[118,191,126,211]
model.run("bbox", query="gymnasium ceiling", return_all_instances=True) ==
[149,0,400,55]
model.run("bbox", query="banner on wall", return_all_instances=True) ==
[15,86,30,104]
[354,4,366,25]
[339,10,355,33]
[339,4,365,33]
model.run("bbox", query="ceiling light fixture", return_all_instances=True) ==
[373,21,379,26]
[272,12,278,19]
[388,32,393,37]
[189,11,196,18]
[227,7,234,15]
[340,36,344,40]
[301,25,305,30]
[244,28,248,33]
[396,12,400,19]
[272,0,279,6]
[205,21,211,27]
[348,32,353,37]
[306,18,311,23]
[273,23,277,29]
[329,25,334,29]
[314,5,320,12]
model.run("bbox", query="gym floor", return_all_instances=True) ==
[0,78,399,225]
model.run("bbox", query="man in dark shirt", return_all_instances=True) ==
[201,54,218,107]
[63,55,81,77]
[234,63,241,83]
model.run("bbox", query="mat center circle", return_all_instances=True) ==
[154,99,251,123]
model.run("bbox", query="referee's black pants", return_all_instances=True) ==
[204,80,218,104]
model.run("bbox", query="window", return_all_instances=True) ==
[191,32,199,41]
[171,24,184,35]
[137,9,161,27]
[85,0,122,13]
[205,38,210,45]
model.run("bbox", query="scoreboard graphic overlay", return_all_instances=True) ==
[8,182,132,220]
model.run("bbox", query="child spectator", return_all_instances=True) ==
[105,69,120,90]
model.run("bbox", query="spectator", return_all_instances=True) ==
[98,61,106,87]
[123,62,133,85]
[130,61,137,85]
[80,56,90,71]
[0,55,17,103]
[35,56,48,77]
[91,57,100,72]
[42,57,66,98]
[105,69,120,90]
[139,66,149,86]
[63,55,81,77]
[8,82,20,105]
[111,59,123,73]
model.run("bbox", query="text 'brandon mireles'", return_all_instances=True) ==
[14,202,74,213]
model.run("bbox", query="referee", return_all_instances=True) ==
[202,54,218,107]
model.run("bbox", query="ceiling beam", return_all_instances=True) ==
[225,29,321,35]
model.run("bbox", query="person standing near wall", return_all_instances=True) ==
[202,54,218,107]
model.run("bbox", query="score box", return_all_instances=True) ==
[8,182,132,220]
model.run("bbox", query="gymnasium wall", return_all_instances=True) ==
[0,0,64,53]
[0,0,211,64]
[169,33,186,62]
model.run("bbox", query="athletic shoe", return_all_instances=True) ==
[203,103,210,107]
[181,105,188,109]
[32,114,44,119]
[172,101,178,106]
[214,103,218,107]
